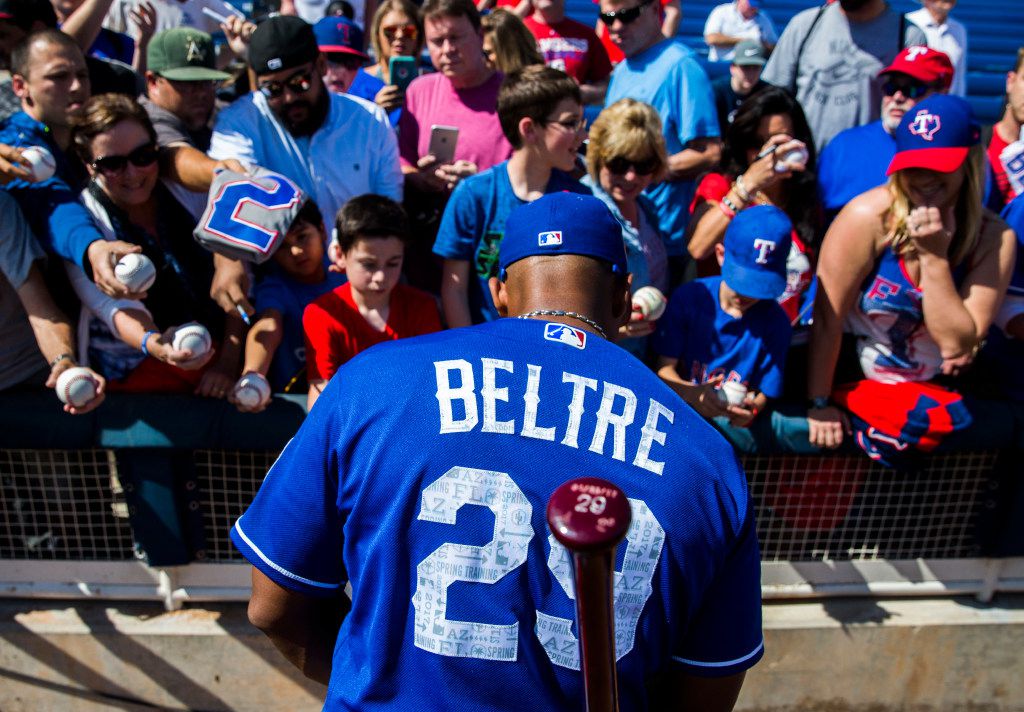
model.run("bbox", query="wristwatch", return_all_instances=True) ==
[807,396,831,411]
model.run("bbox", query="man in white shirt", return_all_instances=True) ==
[906,0,967,97]
[703,0,777,63]
[209,15,402,230]
[104,0,244,36]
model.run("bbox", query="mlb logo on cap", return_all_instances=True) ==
[538,231,563,247]
[544,322,587,349]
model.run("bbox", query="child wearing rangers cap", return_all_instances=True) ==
[654,204,792,442]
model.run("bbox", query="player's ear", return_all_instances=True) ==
[714,242,725,268]
[489,276,509,317]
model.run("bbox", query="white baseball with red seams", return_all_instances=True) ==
[234,372,271,409]
[114,253,157,292]
[55,366,98,407]
[20,145,56,182]
[171,323,212,363]
[632,286,667,321]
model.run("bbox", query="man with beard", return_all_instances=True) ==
[761,0,926,152]
[209,15,402,229]
[817,45,952,224]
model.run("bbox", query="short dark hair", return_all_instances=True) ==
[11,28,78,78]
[421,0,480,32]
[290,199,324,233]
[70,93,157,165]
[498,65,581,149]
[335,194,411,251]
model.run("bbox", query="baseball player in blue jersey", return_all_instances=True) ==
[231,193,763,711]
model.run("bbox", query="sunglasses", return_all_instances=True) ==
[881,79,930,99]
[258,68,315,100]
[599,0,655,27]
[606,155,658,176]
[91,143,159,175]
[382,23,418,41]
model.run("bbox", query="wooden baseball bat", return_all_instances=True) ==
[547,477,632,712]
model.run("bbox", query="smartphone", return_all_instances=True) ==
[428,125,459,165]
[389,56,417,93]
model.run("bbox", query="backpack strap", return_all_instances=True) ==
[791,2,830,96]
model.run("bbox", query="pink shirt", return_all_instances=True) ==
[398,72,512,171]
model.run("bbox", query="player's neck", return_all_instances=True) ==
[508,149,555,202]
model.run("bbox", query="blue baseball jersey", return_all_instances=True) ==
[653,277,791,398]
[232,318,763,711]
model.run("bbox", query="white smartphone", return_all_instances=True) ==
[428,124,459,165]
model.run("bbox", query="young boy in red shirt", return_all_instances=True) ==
[303,195,442,409]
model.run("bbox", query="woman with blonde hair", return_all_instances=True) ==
[482,9,543,74]
[365,0,425,122]
[583,98,669,357]
[805,95,1015,459]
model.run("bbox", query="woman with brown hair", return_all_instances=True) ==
[365,0,426,123]
[481,9,543,74]
[65,93,241,395]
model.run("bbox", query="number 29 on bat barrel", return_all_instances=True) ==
[547,477,632,712]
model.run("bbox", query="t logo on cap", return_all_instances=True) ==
[538,231,563,247]
[753,238,777,265]
[904,46,929,62]
[909,110,941,141]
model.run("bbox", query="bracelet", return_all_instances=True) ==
[734,174,753,203]
[721,195,742,215]
[718,200,736,220]
[140,330,159,356]
[48,352,74,369]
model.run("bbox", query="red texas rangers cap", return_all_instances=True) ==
[887,95,980,175]
[878,46,954,92]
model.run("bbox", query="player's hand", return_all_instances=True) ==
[210,254,254,318]
[47,360,107,415]
[807,405,849,449]
[87,240,146,298]
[375,84,404,113]
[617,307,656,339]
[0,144,31,184]
[434,160,477,191]
[907,205,954,257]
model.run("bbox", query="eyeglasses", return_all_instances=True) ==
[881,79,930,99]
[91,143,159,175]
[598,0,655,27]
[544,116,587,132]
[606,155,658,175]
[258,68,315,100]
[382,23,418,42]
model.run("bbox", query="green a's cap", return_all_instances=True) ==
[148,28,231,81]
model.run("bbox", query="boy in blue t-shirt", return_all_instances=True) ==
[654,205,792,433]
[230,200,347,410]
[433,65,589,327]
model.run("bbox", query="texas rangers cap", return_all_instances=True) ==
[314,16,368,60]
[194,167,308,263]
[721,205,792,300]
[732,40,766,67]
[878,46,954,92]
[886,94,980,175]
[498,193,628,279]
[148,28,231,81]
[248,15,319,76]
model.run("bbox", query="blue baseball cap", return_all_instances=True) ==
[721,205,792,300]
[499,193,628,279]
[314,17,368,60]
[887,94,979,175]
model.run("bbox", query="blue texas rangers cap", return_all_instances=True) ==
[887,94,980,175]
[721,204,792,300]
[499,193,628,279]
[314,16,368,60]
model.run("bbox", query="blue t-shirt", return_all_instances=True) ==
[347,69,387,112]
[653,276,790,397]
[817,119,894,222]
[433,161,588,323]
[232,318,763,711]
[254,265,347,391]
[605,39,719,254]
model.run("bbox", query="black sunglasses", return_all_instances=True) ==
[606,155,658,176]
[599,0,655,26]
[881,79,930,99]
[258,68,315,100]
[91,143,159,175]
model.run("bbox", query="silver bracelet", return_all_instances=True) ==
[734,175,752,203]
[49,352,74,369]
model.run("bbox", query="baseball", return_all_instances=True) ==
[632,286,667,321]
[719,380,748,407]
[775,146,808,173]
[171,322,212,362]
[114,253,156,292]
[20,145,56,182]
[55,366,98,408]
[233,372,272,409]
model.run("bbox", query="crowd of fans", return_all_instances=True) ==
[0,0,1022,466]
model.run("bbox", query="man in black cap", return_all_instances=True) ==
[209,15,401,230]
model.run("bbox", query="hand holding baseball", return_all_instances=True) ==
[87,240,144,298]
[48,362,106,415]
[0,143,34,184]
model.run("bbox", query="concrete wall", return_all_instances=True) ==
[1,596,1022,711]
